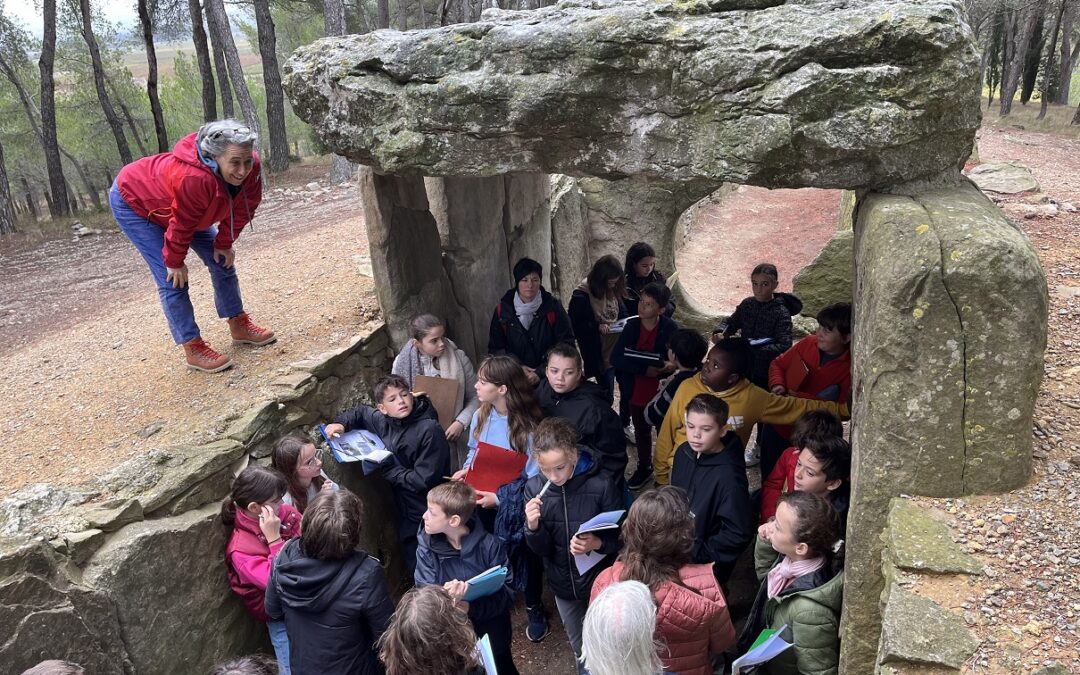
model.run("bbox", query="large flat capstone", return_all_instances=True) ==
[284,0,980,189]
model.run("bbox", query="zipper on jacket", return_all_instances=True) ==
[562,485,578,601]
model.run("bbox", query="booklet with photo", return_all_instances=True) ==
[319,425,392,474]
[476,633,498,675]
[608,315,638,334]
[462,565,509,602]
[731,624,794,673]
[573,510,626,575]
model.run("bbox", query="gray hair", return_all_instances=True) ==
[581,581,664,675]
[197,119,258,159]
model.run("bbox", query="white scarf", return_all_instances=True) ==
[514,291,543,330]
[766,556,825,599]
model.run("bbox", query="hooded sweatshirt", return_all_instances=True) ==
[266,541,395,675]
[653,374,849,485]
[115,133,262,268]
[537,379,627,484]
[670,432,756,583]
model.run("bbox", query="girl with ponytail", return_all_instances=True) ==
[590,486,735,675]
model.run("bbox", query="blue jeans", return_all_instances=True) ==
[110,184,244,344]
[267,619,291,674]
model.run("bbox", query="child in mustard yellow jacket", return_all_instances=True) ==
[654,338,849,485]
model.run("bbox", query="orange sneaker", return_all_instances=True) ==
[183,337,233,373]
[228,312,277,346]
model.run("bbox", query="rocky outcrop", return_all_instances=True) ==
[284,0,981,190]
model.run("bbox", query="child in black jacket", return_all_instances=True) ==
[323,374,450,576]
[643,328,710,429]
[670,394,756,584]
[524,418,623,675]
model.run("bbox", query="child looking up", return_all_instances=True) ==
[739,491,845,675]
[591,486,736,675]
[568,255,627,397]
[415,481,518,675]
[378,586,485,675]
[266,491,395,675]
[762,303,853,478]
[613,282,678,490]
[392,313,480,470]
[643,328,709,429]
[654,338,849,486]
[323,374,450,576]
[524,418,623,674]
[537,343,627,487]
[271,434,338,513]
[222,465,302,674]
[670,395,755,583]
[759,411,845,524]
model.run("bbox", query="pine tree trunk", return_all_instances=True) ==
[188,0,217,122]
[378,0,391,29]
[38,0,69,217]
[252,0,289,172]
[324,0,356,183]
[204,0,263,166]
[1000,0,1048,116]
[138,0,169,152]
[0,141,17,234]
[397,0,408,30]
[1020,16,1046,104]
[76,0,132,164]
[1040,0,1067,119]
[1057,5,1079,104]
[59,147,103,210]
[205,2,235,118]
[107,76,150,157]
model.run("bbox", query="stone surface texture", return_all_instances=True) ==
[792,228,854,318]
[965,161,1041,194]
[878,585,980,669]
[842,181,1047,673]
[883,499,983,575]
[283,0,981,189]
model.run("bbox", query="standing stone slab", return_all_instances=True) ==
[842,183,1047,673]
[878,585,979,669]
[792,229,854,318]
[284,0,980,189]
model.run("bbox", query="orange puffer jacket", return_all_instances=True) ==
[592,561,736,675]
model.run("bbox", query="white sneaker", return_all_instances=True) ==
[744,442,760,467]
[624,424,636,444]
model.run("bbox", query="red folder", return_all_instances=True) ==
[784,356,810,392]
[466,441,529,494]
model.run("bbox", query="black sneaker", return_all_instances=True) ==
[526,604,550,642]
[627,465,654,490]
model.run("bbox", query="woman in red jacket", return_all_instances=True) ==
[591,486,735,675]
[110,119,274,373]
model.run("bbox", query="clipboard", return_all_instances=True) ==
[784,356,809,392]
[414,375,460,431]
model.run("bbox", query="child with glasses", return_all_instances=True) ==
[271,434,339,513]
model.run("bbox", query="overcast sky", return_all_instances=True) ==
[6,0,140,37]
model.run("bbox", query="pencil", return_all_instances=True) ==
[537,479,553,498]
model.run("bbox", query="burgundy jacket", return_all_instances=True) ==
[225,504,302,622]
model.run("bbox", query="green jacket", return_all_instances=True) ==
[738,536,844,675]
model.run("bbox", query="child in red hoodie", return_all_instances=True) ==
[223,465,302,674]
[759,410,846,524]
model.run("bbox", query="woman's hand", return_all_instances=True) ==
[445,420,465,441]
[166,265,189,289]
[323,423,345,438]
[213,248,235,268]
[476,491,498,509]
[443,579,469,601]
[771,385,787,396]
[569,533,601,556]
[259,505,282,541]
[525,496,543,531]
[452,468,469,481]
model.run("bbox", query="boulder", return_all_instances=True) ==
[284,0,980,189]
[965,161,1040,195]
[0,484,95,537]
[883,499,982,575]
[792,229,854,318]
[878,585,979,669]
[82,504,268,674]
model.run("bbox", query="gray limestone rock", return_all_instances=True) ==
[284,0,980,189]
[965,161,1040,195]
[878,585,979,669]
[883,499,983,575]
[792,229,853,318]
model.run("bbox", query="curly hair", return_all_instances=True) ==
[473,355,543,454]
[378,586,480,675]
[616,486,696,593]
[778,491,845,574]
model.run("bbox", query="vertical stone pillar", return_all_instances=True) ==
[841,182,1047,673]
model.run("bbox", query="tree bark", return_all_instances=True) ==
[378,0,391,29]
[324,0,356,183]
[252,0,289,172]
[188,0,217,121]
[106,75,150,157]
[397,0,408,30]
[38,0,70,217]
[1057,4,1079,103]
[1020,15,1046,104]
[75,0,133,164]
[0,141,17,234]
[1000,0,1048,116]
[205,1,235,118]
[1040,0,1067,119]
[59,147,103,210]
[204,0,264,165]
[138,0,169,152]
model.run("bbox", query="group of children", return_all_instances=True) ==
[208,248,856,675]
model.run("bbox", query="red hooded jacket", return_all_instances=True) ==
[116,133,262,269]
[225,504,302,622]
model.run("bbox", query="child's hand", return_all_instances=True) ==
[523,366,540,386]
[323,423,345,438]
[525,496,543,531]
[445,421,465,441]
[451,468,469,481]
[598,323,610,335]
[443,579,469,601]
[259,505,282,541]
[320,479,336,494]
[476,491,498,509]
[570,533,601,556]
[758,519,776,542]
[770,385,787,396]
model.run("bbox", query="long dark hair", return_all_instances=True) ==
[624,242,657,278]
[617,486,696,593]
[473,355,543,454]
[220,465,288,533]
[271,434,325,512]
[779,491,845,574]
[587,254,626,299]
